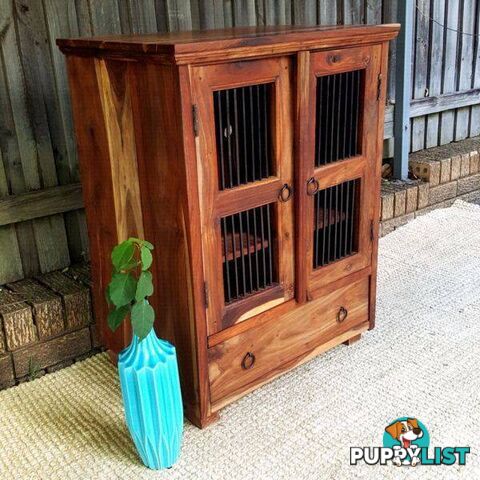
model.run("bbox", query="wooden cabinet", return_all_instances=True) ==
[58,24,399,428]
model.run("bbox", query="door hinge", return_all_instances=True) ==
[376,73,383,101]
[370,220,375,241]
[192,104,199,137]
[203,281,209,309]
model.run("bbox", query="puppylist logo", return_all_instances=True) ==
[350,417,470,467]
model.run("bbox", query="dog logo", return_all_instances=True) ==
[351,416,470,467]
[384,418,425,466]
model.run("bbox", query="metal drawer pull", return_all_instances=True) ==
[337,306,348,323]
[306,177,319,196]
[241,352,256,370]
[278,184,292,202]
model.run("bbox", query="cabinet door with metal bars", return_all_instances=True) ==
[297,45,382,299]
[191,57,294,335]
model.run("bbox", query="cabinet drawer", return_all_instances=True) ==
[208,277,369,405]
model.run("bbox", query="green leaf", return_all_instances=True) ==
[111,241,134,271]
[108,273,136,307]
[131,300,154,340]
[142,240,154,250]
[127,237,154,250]
[135,271,153,301]
[107,305,130,332]
[141,246,153,270]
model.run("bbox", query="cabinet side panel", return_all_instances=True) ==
[129,62,208,425]
[369,42,390,329]
[65,55,145,352]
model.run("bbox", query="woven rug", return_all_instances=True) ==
[1,200,480,479]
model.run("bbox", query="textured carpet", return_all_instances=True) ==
[1,200,480,479]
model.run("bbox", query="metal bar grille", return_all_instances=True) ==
[214,84,274,190]
[315,70,363,167]
[221,204,276,303]
[313,179,360,269]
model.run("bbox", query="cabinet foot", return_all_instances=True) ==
[185,405,219,429]
[343,333,362,346]
[107,349,118,365]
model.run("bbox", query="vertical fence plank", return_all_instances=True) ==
[44,0,90,262]
[117,0,158,34]
[154,0,169,31]
[264,0,287,25]
[0,46,40,279]
[411,0,430,152]
[166,0,193,31]
[74,0,93,35]
[440,0,459,144]
[426,0,445,147]
[0,148,23,282]
[87,0,122,34]
[318,0,337,25]
[1,0,70,275]
[13,0,70,271]
[195,0,215,29]
[365,0,381,24]
[189,0,200,29]
[223,0,233,27]
[383,0,397,103]
[470,0,480,137]
[233,0,256,26]
[340,0,364,25]
[455,0,475,140]
[293,0,317,26]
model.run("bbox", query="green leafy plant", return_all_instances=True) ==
[28,357,41,382]
[106,238,155,340]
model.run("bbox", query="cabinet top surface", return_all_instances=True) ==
[57,24,399,63]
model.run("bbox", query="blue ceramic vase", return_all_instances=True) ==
[118,329,183,469]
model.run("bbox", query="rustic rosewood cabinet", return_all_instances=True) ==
[58,24,399,428]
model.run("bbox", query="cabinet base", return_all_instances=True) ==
[210,322,368,413]
[184,405,220,429]
[343,333,362,346]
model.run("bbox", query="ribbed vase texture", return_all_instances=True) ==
[118,330,183,469]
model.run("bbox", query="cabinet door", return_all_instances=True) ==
[296,45,382,299]
[192,57,294,335]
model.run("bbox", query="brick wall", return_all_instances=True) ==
[381,139,480,236]
[0,264,101,389]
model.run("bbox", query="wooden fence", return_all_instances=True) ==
[0,0,479,284]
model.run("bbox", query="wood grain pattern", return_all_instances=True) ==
[0,289,37,351]
[191,56,294,335]
[300,45,381,295]
[61,24,397,427]
[6,279,64,339]
[368,41,390,329]
[65,55,138,352]
[208,277,369,404]
[129,61,214,427]
[57,24,400,60]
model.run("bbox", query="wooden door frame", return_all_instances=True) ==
[190,57,294,336]
[296,45,382,302]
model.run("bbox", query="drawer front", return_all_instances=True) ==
[208,277,369,404]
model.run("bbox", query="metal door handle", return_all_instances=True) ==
[306,177,319,196]
[241,352,256,370]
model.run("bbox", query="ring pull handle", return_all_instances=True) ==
[278,184,292,202]
[241,352,256,370]
[337,306,348,323]
[306,177,320,196]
